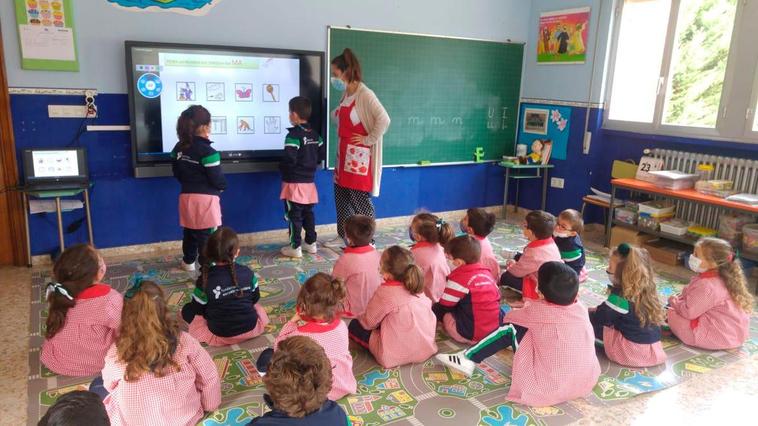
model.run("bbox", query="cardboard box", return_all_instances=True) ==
[609,226,656,249]
[643,239,692,266]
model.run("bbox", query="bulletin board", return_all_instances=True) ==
[14,0,79,71]
[517,102,572,161]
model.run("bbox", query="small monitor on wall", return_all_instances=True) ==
[125,41,325,177]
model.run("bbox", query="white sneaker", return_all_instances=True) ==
[302,241,318,254]
[280,245,303,258]
[435,351,476,377]
[180,261,196,272]
[323,236,345,248]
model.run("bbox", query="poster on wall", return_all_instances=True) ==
[537,7,590,64]
[106,0,224,15]
[517,103,571,161]
[14,0,78,71]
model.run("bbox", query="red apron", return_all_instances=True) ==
[335,101,373,192]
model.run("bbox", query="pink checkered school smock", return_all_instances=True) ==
[41,284,122,377]
[602,327,666,367]
[332,246,382,317]
[411,241,451,302]
[274,315,357,401]
[178,193,222,230]
[505,299,600,407]
[476,236,501,281]
[102,332,221,426]
[667,270,750,350]
[358,281,438,368]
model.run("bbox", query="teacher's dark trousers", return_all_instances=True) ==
[334,184,375,239]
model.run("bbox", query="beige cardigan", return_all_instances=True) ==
[333,83,391,197]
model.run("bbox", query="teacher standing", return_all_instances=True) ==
[326,48,390,247]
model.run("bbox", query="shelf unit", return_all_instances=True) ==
[606,178,758,264]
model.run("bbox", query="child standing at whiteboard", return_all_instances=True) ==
[279,97,324,258]
[171,105,227,272]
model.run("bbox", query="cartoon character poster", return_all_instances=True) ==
[538,7,590,64]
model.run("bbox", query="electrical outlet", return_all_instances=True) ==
[551,177,565,189]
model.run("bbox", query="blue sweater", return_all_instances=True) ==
[589,290,662,344]
[189,263,261,337]
[247,400,350,425]
[553,235,585,274]
[279,124,323,183]
[171,136,227,196]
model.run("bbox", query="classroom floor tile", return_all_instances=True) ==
[8,218,758,425]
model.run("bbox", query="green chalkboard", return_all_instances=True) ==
[327,27,523,168]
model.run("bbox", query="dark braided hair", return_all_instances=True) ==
[201,227,242,297]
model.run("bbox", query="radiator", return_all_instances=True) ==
[648,149,758,228]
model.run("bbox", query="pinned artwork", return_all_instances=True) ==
[106,0,224,16]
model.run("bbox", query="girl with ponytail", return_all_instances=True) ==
[171,104,227,272]
[668,237,752,350]
[326,48,391,248]
[101,280,221,425]
[409,212,454,301]
[41,244,122,377]
[348,246,438,368]
[180,227,269,346]
[589,244,667,367]
[257,272,356,401]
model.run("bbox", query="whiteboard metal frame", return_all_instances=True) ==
[325,26,523,170]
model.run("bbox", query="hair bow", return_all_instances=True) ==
[46,282,73,301]
[436,218,445,229]
[617,243,631,257]
[125,275,145,299]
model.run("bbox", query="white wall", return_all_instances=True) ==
[0,0,531,93]
[521,0,614,103]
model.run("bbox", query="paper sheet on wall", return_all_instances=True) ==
[29,199,83,215]
[18,25,76,61]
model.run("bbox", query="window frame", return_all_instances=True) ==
[603,0,758,143]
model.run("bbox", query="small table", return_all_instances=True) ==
[20,187,94,266]
[498,162,554,218]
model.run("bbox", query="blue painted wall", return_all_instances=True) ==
[2,0,530,256]
[14,93,507,256]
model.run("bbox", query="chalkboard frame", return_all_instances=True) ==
[326,26,525,169]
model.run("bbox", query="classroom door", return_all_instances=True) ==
[0,24,28,266]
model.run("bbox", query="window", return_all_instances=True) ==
[605,0,758,142]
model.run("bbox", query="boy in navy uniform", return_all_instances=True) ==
[279,96,324,258]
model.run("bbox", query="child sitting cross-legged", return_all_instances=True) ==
[409,212,454,302]
[437,262,600,407]
[589,244,667,367]
[460,208,500,280]
[500,210,562,301]
[432,235,502,344]
[667,237,753,350]
[256,273,356,401]
[332,214,382,317]
[348,246,438,368]
[181,227,269,346]
[247,336,351,425]
[553,209,588,282]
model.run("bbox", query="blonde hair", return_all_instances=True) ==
[610,245,665,327]
[116,281,180,381]
[696,237,754,312]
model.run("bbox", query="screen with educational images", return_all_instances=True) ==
[154,52,299,152]
[32,150,79,178]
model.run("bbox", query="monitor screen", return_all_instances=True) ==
[32,150,80,178]
[126,41,324,170]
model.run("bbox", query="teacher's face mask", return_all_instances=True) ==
[331,77,347,92]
